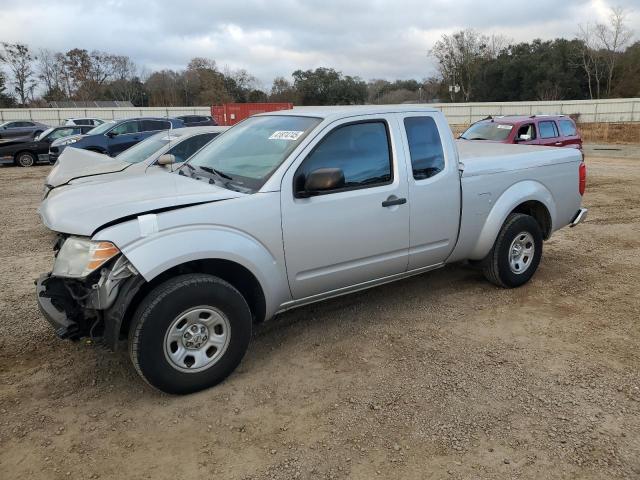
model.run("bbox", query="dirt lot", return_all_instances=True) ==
[1,149,639,480]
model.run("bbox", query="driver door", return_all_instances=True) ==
[281,116,410,300]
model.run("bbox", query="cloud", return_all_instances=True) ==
[0,0,638,88]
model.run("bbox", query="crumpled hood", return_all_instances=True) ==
[39,170,244,236]
[46,147,131,188]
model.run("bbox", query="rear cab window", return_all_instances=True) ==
[403,116,445,180]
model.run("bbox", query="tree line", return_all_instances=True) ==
[0,6,636,108]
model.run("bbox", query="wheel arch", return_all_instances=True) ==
[117,258,267,345]
[468,180,556,260]
[96,225,290,343]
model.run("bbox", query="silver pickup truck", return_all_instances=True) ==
[36,106,587,394]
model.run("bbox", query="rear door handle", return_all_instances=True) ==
[382,196,407,207]
[554,142,562,146]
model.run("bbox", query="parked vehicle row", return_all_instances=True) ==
[43,126,228,198]
[36,106,588,394]
[1,115,220,167]
[0,125,95,167]
[48,117,186,162]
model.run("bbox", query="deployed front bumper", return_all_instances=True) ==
[36,273,89,340]
[36,274,79,339]
[35,258,145,349]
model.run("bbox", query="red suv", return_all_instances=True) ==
[460,115,582,150]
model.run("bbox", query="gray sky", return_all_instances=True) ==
[1,0,638,88]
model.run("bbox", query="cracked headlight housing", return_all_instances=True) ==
[52,237,120,278]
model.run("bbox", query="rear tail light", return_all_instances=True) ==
[579,162,586,196]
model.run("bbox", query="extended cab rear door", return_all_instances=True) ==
[398,113,462,270]
[281,114,410,300]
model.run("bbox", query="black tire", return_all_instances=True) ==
[15,151,36,167]
[481,213,543,288]
[129,273,252,394]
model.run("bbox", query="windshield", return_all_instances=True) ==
[184,115,321,192]
[37,128,55,141]
[117,132,175,163]
[461,122,514,141]
[86,120,116,135]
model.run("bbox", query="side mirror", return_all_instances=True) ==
[515,134,531,143]
[106,131,118,138]
[299,168,345,197]
[157,153,176,167]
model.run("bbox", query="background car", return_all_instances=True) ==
[44,126,228,196]
[176,115,218,127]
[460,115,582,149]
[0,120,49,139]
[64,118,104,127]
[0,125,94,167]
[49,116,185,161]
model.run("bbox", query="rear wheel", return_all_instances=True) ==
[16,151,36,167]
[129,274,252,394]
[482,213,543,288]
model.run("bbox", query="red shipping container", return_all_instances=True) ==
[211,103,293,126]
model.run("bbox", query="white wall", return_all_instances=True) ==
[0,107,211,126]
[1,98,639,126]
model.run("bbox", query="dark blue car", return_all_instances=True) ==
[49,117,185,162]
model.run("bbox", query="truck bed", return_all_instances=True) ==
[455,140,582,177]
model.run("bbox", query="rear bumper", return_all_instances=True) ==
[570,208,588,227]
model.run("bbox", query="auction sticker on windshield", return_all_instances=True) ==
[269,131,304,140]
[497,124,513,130]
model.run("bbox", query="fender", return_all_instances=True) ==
[468,180,557,260]
[115,225,290,319]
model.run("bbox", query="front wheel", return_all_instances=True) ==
[481,213,543,288]
[129,274,252,394]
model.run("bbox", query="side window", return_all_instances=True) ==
[516,123,536,141]
[404,116,445,180]
[295,121,392,194]
[142,120,171,131]
[559,120,577,137]
[538,121,559,139]
[165,133,216,163]
[111,121,139,135]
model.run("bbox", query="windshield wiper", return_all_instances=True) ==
[198,165,233,180]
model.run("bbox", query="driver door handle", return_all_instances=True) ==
[382,196,407,208]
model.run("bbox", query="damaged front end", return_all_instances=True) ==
[36,234,144,349]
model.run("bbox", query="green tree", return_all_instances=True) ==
[292,67,367,105]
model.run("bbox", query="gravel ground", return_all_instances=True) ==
[1,149,639,479]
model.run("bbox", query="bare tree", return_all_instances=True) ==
[37,48,69,100]
[576,24,606,99]
[430,30,507,101]
[1,42,37,105]
[595,6,633,96]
